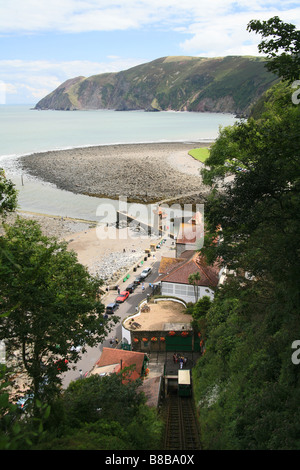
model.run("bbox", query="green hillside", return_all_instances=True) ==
[35,56,278,115]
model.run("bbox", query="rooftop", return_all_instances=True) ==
[124,300,192,331]
[158,256,184,274]
[91,347,146,382]
[159,253,220,287]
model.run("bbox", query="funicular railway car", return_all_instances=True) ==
[178,369,192,397]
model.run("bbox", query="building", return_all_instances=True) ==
[122,299,199,352]
[89,347,164,408]
[158,251,221,303]
[90,347,148,383]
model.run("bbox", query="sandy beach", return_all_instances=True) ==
[2,211,160,283]
[19,141,211,204]
[64,225,159,283]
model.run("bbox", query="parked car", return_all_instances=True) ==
[105,302,119,314]
[134,275,144,285]
[126,283,137,293]
[116,291,130,303]
[140,267,152,278]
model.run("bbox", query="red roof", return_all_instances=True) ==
[158,256,185,274]
[94,348,145,382]
[159,253,220,288]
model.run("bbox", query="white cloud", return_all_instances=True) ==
[1,1,300,103]
[0,1,299,34]
[0,57,146,79]
[1,1,299,61]
[0,0,152,33]
[179,5,300,56]
[0,57,148,103]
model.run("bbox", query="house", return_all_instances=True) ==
[158,251,221,303]
[158,255,186,275]
[89,347,164,408]
[89,348,148,383]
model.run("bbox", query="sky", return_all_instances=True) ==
[1,0,300,104]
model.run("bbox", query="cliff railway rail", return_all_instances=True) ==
[164,394,201,450]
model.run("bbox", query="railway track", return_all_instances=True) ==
[164,395,201,450]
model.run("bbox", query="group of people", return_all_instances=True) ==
[109,337,119,347]
[173,353,188,369]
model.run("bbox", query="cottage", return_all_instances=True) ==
[159,252,221,303]
[90,348,148,383]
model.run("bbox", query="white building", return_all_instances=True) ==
[158,251,221,303]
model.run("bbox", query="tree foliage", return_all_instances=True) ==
[0,217,114,409]
[0,169,17,218]
[33,372,163,450]
[247,16,300,82]
[194,17,300,449]
[0,216,162,450]
[188,272,201,302]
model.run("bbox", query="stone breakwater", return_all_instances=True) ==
[19,142,211,203]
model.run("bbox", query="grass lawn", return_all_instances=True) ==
[188,147,210,163]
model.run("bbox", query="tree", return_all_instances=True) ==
[194,17,300,449]
[0,169,17,217]
[62,369,144,428]
[189,296,212,338]
[0,217,115,411]
[247,16,300,82]
[34,371,163,450]
[188,272,201,302]
[201,96,300,291]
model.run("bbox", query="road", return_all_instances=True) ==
[61,238,173,388]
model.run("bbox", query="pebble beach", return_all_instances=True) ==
[19,141,211,203]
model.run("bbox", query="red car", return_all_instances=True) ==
[116,291,130,303]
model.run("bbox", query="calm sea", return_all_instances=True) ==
[0,105,237,220]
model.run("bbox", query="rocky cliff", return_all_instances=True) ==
[35,56,278,115]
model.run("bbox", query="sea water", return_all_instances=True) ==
[0,105,237,220]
